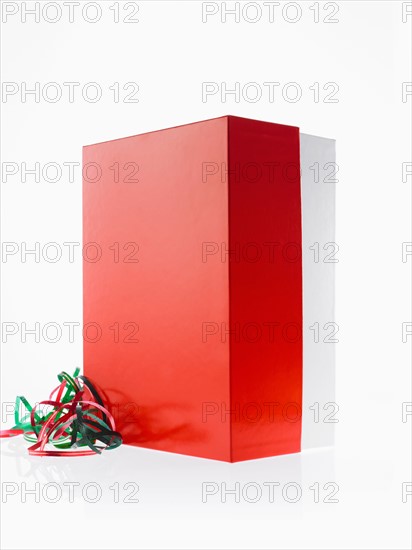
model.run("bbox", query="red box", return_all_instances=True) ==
[83,115,302,462]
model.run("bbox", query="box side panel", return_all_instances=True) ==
[228,117,302,461]
[83,118,231,461]
[300,133,336,449]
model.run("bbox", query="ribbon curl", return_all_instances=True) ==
[0,369,122,456]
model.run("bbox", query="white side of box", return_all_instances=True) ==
[300,133,336,449]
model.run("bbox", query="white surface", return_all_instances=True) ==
[301,134,336,449]
[1,1,411,549]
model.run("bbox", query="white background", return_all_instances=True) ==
[1,1,411,549]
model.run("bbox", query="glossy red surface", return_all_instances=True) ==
[83,115,302,461]
[228,117,302,461]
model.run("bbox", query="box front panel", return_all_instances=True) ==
[83,118,231,460]
[228,116,302,461]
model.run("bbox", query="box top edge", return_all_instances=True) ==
[83,116,229,148]
[226,115,299,131]
[83,115,299,148]
[300,132,336,142]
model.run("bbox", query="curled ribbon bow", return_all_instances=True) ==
[0,369,122,456]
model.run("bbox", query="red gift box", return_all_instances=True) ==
[83,115,303,461]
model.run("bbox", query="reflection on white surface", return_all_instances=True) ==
[1,439,334,524]
[2,438,408,550]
